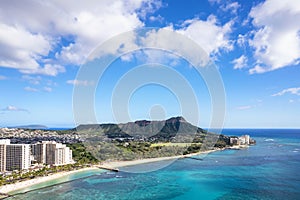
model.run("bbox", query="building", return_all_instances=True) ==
[230,137,240,145]
[0,145,6,172]
[53,143,74,166]
[0,139,73,172]
[0,139,10,172]
[32,141,74,166]
[239,135,250,145]
[230,135,251,146]
[31,141,49,164]
[0,139,31,172]
[5,144,31,171]
[46,142,58,165]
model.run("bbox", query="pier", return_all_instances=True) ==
[185,157,203,161]
[182,155,204,161]
[96,166,119,172]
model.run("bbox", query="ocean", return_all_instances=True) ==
[7,129,300,200]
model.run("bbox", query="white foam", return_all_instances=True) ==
[265,138,274,142]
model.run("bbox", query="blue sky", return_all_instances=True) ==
[0,0,300,128]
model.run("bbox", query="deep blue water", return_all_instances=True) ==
[8,129,300,200]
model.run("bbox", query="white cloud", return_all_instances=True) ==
[177,15,233,57]
[121,15,233,68]
[236,105,252,110]
[149,15,164,23]
[20,64,65,76]
[1,105,29,113]
[22,75,41,85]
[208,1,240,14]
[232,55,248,69]
[248,0,300,73]
[138,0,163,19]
[24,85,53,92]
[0,23,52,71]
[43,87,52,92]
[237,34,247,47]
[221,2,240,14]
[46,80,58,87]
[138,27,209,67]
[272,87,300,96]
[249,65,266,74]
[0,0,161,75]
[208,0,222,5]
[24,86,39,92]
[66,79,94,86]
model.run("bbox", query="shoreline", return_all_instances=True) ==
[0,167,99,195]
[98,149,220,169]
[0,147,228,195]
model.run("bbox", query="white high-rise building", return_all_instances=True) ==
[31,141,48,164]
[32,141,74,166]
[0,139,31,172]
[1,139,73,171]
[244,135,250,145]
[0,139,10,172]
[0,145,6,172]
[239,135,250,145]
[53,143,74,166]
[5,144,31,171]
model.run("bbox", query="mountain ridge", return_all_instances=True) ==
[75,116,216,143]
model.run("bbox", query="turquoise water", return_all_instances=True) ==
[10,169,104,195]
[7,129,300,199]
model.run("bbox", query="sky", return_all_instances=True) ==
[0,0,300,128]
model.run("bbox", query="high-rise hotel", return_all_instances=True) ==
[0,139,31,171]
[31,141,73,166]
[0,140,74,172]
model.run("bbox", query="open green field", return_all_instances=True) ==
[150,143,195,147]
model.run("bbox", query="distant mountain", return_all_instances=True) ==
[75,116,222,143]
[8,124,48,129]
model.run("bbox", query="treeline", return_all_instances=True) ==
[67,143,98,164]
[79,138,229,162]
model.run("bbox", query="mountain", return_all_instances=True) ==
[74,117,231,160]
[75,116,224,143]
[8,124,48,129]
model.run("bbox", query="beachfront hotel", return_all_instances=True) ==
[6,144,31,171]
[230,135,253,146]
[31,141,74,166]
[0,139,9,171]
[0,139,74,172]
[31,141,47,164]
[0,139,31,171]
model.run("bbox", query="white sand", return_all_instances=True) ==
[99,149,219,168]
[0,167,98,194]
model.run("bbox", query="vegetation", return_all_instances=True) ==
[0,117,244,188]
[72,117,233,162]
[0,164,87,187]
[67,143,98,164]
[80,138,228,162]
[0,143,98,187]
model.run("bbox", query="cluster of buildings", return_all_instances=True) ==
[0,139,74,172]
[230,135,255,146]
[0,128,81,144]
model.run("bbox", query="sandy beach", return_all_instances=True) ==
[99,149,219,169]
[0,149,221,195]
[0,167,99,195]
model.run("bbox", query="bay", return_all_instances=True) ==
[8,129,300,200]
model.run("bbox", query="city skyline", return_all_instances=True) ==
[0,0,300,128]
